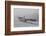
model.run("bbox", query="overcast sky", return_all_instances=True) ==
[14,8,39,20]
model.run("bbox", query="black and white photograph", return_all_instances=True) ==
[14,8,39,27]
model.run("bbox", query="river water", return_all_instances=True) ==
[14,20,39,27]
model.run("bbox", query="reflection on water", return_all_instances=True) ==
[14,20,39,27]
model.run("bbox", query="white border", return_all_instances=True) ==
[11,5,42,31]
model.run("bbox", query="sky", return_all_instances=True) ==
[14,8,39,20]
